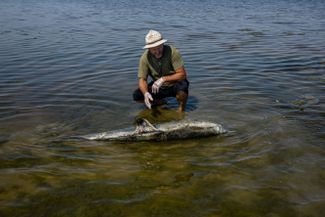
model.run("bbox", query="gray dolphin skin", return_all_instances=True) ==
[78,118,226,142]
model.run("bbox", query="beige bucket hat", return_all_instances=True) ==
[143,30,167,49]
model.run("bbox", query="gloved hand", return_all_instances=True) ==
[144,92,153,109]
[152,77,165,94]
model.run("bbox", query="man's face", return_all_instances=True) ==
[149,44,164,59]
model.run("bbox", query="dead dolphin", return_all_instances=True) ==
[78,118,226,142]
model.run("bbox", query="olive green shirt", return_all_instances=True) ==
[138,45,184,81]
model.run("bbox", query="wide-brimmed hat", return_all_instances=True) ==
[143,30,167,49]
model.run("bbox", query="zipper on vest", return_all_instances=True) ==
[158,61,162,77]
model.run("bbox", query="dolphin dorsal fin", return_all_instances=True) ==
[135,118,158,133]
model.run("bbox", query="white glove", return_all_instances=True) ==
[144,92,153,109]
[152,77,165,94]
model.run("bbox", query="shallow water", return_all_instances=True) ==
[0,0,324,216]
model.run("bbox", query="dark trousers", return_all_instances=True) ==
[133,79,189,101]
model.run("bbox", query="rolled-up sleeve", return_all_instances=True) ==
[138,54,148,79]
[171,47,184,70]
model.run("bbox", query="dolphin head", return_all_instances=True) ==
[134,118,158,133]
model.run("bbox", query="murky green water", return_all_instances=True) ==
[0,0,324,216]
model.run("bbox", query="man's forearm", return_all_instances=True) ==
[162,67,187,82]
[139,78,149,94]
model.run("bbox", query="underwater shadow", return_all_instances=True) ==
[135,95,199,123]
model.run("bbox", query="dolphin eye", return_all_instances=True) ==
[134,118,144,125]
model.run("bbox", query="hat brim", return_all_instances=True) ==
[143,39,167,49]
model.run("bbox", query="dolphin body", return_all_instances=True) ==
[78,118,226,142]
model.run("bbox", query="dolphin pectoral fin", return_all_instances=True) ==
[134,118,158,133]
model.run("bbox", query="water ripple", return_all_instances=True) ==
[0,0,324,216]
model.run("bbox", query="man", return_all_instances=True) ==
[133,30,189,112]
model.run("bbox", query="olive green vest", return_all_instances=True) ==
[147,45,175,79]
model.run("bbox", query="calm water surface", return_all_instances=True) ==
[0,0,324,216]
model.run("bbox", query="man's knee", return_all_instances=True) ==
[133,89,144,101]
[175,79,189,95]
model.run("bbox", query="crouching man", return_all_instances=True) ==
[133,30,189,112]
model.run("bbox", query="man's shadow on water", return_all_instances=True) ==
[135,95,199,123]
